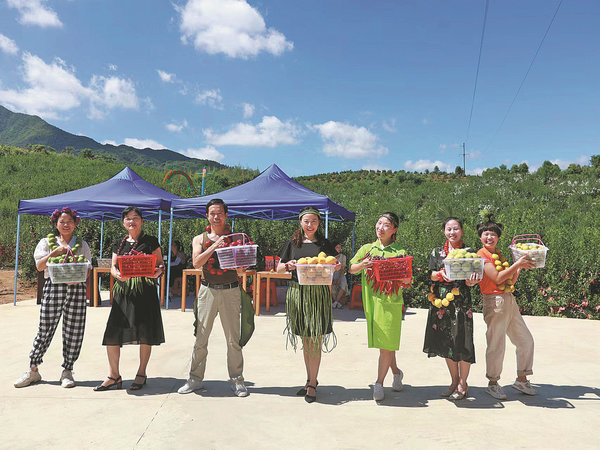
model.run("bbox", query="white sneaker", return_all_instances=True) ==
[177,378,204,394]
[231,378,249,397]
[60,369,75,388]
[512,379,537,395]
[14,369,42,388]
[392,370,404,392]
[486,383,507,400]
[373,382,384,401]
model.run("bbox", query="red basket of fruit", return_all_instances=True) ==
[215,233,258,269]
[371,256,413,282]
[117,252,157,277]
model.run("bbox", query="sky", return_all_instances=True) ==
[0,0,598,176]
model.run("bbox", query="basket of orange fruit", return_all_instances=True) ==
[295,252,338,285]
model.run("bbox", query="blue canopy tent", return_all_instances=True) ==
[166,164,355,307]
[14,167,181,304]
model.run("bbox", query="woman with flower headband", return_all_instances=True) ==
[95,206,165,392]
[423,217,480,400]
[277,206,341,403]
[349,212,411,402]
[14,207,92,389]
[476,214,536,400]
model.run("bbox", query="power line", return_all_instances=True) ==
[466,0,490,142]
[483,0,564,153]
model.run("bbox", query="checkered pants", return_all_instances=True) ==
[29,280,88,370]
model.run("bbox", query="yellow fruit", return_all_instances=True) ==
[496,265,503,271]
[451,288,460,296]
[318,252,327,259]
[325,256,337,264]
[442,299,450,307]
[309,257,319,264]
[491,254,499,260]
[428,293,436,302]
[318,258,327,264]
[502,261,509,267]
[445,293,454,301]
[494,260,502,266]
[434,299,442,308]
[297,258,307,265]
[498,284,506,291]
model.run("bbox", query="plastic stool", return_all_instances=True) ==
[349,284,363,309]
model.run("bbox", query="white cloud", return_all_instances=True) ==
[177,0,293,58]
[362,163,390,171]
[313,121,388,159]
[108,64,118,71]
[468,167,486,176]
[102,140,118,146]
[157,69,176,83]
[7,0,62,28]
[204,115,300,147]
[242,102,255,118]
[196,88,223,109]
[180,145,225,162]
[166,120,188,132]
[0,53,140,120]
[404,159,452,172]
[468,150,482,160]
[382,118,397,133]
[0,34,19,55]
[439,144,447,150]
[123,138,165,150]
[551,155,589,169]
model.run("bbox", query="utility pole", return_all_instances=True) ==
[462,143,466,174]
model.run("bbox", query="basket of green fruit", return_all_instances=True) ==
[442,248,484,280]
[47,249,90,284]
[510,234,548,268]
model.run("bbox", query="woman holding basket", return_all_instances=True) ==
[95,206,165,391]
[349,212,411,402]
[14,207,91,389]
[423,217,480,400]
[277,207,341,403]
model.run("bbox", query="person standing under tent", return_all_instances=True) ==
[178,198,249,397]
[14,207,92,389]
[277,207,342,404]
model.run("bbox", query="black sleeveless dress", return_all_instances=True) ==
[102,234,165,346]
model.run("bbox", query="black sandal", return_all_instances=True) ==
[94,375,122,391]
[296,380,318,396]
[129,374,147,391]
[305,385,317,403]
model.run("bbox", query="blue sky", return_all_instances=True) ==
[0,0,598,176]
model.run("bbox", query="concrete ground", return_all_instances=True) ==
[1,294,599,450]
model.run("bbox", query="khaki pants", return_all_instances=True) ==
[482,293,534,382]
[189,285,243,382]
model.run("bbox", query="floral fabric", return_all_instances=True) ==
[422,246,475,363]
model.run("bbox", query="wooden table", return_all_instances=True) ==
[93,267,166,307]
[181,269,202,312]
[180,269,256,311]
[253,271,291,316]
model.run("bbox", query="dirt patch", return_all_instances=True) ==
[0,269,38,304]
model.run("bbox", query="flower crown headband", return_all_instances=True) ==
[51,207,80,224]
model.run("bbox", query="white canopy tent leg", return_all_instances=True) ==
[13,213,21,306]
[325,210,329,238]
[99,216,105,257]
[165,208,174,309]
[157,210,162,300]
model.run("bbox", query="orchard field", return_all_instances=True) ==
[2,145,599,319]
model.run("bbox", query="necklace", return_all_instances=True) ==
[117,233,143,255]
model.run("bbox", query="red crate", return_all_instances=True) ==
[264,256,281,271]
[371,256,413,282]
[117,254,157,277]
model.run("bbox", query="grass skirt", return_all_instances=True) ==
[285,281,336,352]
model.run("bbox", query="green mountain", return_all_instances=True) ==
[0,105,225,171]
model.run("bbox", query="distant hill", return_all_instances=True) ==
[0,105,225,171]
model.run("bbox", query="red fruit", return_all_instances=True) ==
[216,269,223,275]
[205,225,211,232]
[209,268,217,275]
[236,239,243,245]
[208,257,215,263]
[204,241,211,247]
